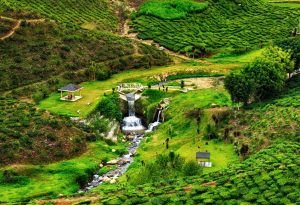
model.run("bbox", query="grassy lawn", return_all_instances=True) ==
[38,63,239,117]
[119,88,239,183]
[0,140,126,202]
[206,48,266,64]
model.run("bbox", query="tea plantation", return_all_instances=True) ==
[0,97,86,165]
[96,142,300,204]
[132,0,300,55]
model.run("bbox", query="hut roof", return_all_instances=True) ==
[58,84,82,92]
[196,152,210,159]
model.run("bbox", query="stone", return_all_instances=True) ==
[93,174,99,180]
[102,176,111,182]
[118,159,130,165]
[110,179,117,184]
[99,163,104,168]
[107,159,118,165]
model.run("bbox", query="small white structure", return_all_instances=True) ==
[196,152,212,167]
[58,84,83,102]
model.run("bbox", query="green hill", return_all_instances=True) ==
[132,0,300,55]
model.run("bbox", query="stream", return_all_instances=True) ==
[80,92,161,192]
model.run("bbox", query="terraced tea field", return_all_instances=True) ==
[132,0,300,55]
[2,0,119,31]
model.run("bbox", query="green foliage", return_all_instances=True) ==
[2,0,118,31]
[224,71,255,104]
[97,94,123,122]
[221,75,300,155]
[130,152,202,185]
[0,97,86,165]
[98,142,300,204]
[225,46,292,103]
[133,0,300,55]
[275,37,300,71]
[138,0,208,20]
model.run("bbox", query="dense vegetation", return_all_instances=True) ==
[97,142,300,204]
[0,97,86,165]
[0,19,169,95]
[1,0,119,31]
[221,75,300,156]
[137,0,208,20]
[225,46,294,103]
[132,0,300,55]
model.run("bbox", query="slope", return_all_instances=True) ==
[132,0,300,55]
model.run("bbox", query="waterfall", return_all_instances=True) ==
[128,100,135,116]
[146,109,162,132]
[122,92,145,134]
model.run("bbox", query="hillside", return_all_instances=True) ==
[0,6,170,96]
[44,142,300,204]
[0,0,299,203]
[1,0,119,32]
[132,0,300,55]
[0,97,87,165]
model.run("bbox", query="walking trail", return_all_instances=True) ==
[0,16,45,41]
[121,9,211,64]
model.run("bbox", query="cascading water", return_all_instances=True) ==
[146,109,162,132]
[122,93,145,134]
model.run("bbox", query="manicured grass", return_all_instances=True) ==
[0,140,126,202]
[38,63,240,117]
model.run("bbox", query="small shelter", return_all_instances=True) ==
[196,152,212,167]
[58,84,83,102]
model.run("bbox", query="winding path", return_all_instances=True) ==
[0,16,45,41]
[122,17,211,64]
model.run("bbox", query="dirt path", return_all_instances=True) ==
[0,19,21,40]
[0,16,45,41]
[122,17,211,65]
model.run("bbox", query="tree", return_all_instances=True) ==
[224,71,255,104]
[244,57,287,100]
[275,37,300,72]
[262,46,294,77]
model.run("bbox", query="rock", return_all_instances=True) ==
[99,163,104,168]
[122,139,126,142]
[107,159,118,165]
[126,135,135,140]
[110,179,117,184]
[102,176,111,182]
[118,159,130,165]
[112,149,116,152]
[93,175,99,180]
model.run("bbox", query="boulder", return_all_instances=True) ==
[107,159,118,165]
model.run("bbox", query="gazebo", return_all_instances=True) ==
[58,84,83,102]
[196,152,212,167]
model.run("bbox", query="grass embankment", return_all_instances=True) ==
[0,139,126,202]
[38,62,239,117]
[132,0,300,55]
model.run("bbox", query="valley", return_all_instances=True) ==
[0,0,299,204]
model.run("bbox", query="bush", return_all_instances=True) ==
[97,94,123,122]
